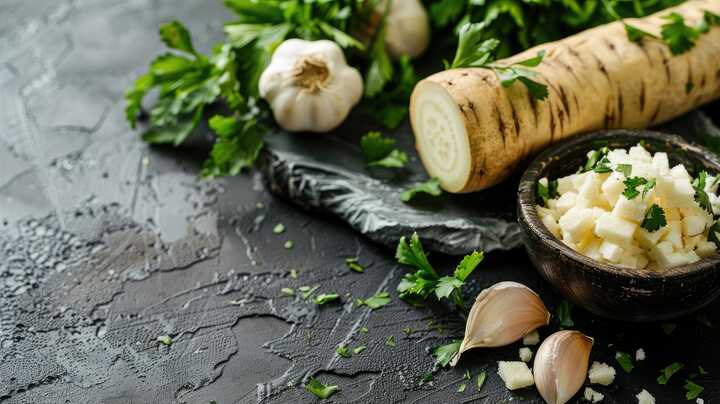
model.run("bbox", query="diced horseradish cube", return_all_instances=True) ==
[599,240,624,263]
[547,199,558,211]
[629,162,656,180]
[662,221,683,250]
[670,164,690,180]
[635,254,649,269]
[612,195,647,223]
[536,206,556,220]
[695,240,717,258]
[629,145,652,161]
[652,152,670,175]
[601,172,625,206]
[559,207,595,243]
[635,348,646,361]
[618,255,638,269]
[682,215,706,237]
[555,192,577,215]
[588,361,616,385]
[594,213,637,245]
[541,215,561,238]
[584,239,603,261]
[584,387,605,403]
[578,173,602,201]
[538,177,549,187]
[497,361,534,390]
[572,172,588,189]
[635,226,668,249]
[557,175,576,195]
[683,250,701,264]
[607,149,629,165]
[696,399,704,404]
[656,176,695,208]
[636,389,655,404]
[575,195,594,209]
[650,241,685,268]
[522,330,540,346]
[519,347,533,362]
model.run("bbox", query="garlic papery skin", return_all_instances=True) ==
[258,39,363,133]
[533,330,594,404]
[377,0,429,59]
[451,281,551,366]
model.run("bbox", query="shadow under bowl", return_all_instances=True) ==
[517,129,720,321]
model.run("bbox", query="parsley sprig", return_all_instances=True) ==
[449,23,548,101]
[361,131,408,168]
[693,171,713,214]
[642,204,667,232]
[623,177,655,200]
[396,233,483,311]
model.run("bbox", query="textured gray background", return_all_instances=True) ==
[0,0,718,403]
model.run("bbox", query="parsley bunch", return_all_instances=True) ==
[396,233,484,311]
[126,0,417,176]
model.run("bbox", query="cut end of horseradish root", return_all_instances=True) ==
[410,80,472,193]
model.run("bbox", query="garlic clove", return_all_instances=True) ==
[451,281,551,366]
[534,330,594,404]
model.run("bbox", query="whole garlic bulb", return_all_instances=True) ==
[451,281,550,366]
[534,330,594,404]
[258,39,363,133]
[378,0,430,59]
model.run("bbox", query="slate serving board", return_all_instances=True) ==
[258,105,720,255]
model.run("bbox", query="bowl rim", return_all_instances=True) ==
[518,129,720,280]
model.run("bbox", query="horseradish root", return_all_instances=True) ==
[410,0,720,193]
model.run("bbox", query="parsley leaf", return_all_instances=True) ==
[593,156,613,173]
[537,179,559,206]
[385,335,396,347]
[396,233,437,278]
[305,378,338,399]
[684,380,704,400]
[657,362,684,385]
[693,171,713,214]
[336,345,351,358]
[642,204,667,232]
[661,12,701,55]
[364,56,418,129]
[433,340,461,367]
[356,291,391,310]
[314,293,340,305]
[625,23,658,42]
[159,20,198,56]
[202,115,264,178]
[298,285,320,300]
[623,177,648,200]
[616,163,632,177]
[396,234,483,310]
[449,23,547,100]
[450,22,500,68]
[401,178,443,202]
[616,351,635,373]
[557,300,574,328]
[360,131,408,168]
[353,345,366,354]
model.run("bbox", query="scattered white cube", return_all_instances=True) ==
[670,164,690,180]
[523,330,540,346]
[629,145,652,161]
[519,347,533,362]
[636,226,669,249]
[636,389,656,404]
[589,361,616,386]
[594,213,637,245]
[557,175,576,195]
[635,348,646,361]
[497,361,534,390]
[584,387,604,402]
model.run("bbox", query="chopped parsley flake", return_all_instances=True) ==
[345,257,365,273]
[305,378,338,399]
[314,293,340,305]
[385,335,396,347]
[353,345,366,355]
[273,223,285,234]
[157,335,173,345]
[557,300,574,328]
[281,287,294,296]
[684,380,704,400]
[477,371,487,391]
[616,351,635,373]
[657,362,684,384]
[433,340,461,367]
[356,291,391,310]
[401,178,443,202]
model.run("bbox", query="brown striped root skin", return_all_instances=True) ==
[409,0,720,193]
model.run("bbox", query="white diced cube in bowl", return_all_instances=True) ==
[612,195,647,223]
[559,207,595,243]
[594,213,637,245]
[601,172,625,206]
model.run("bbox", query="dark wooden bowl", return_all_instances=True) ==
[517,130,720,321]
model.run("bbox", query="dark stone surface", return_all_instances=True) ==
[0,1,718,403]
